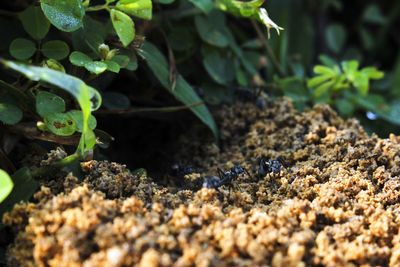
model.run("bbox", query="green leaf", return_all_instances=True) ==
[40,0,85,32]
[104,60,120,73]
[9,38,36,60]
[19,5,50,40]
[0,169,13,203]
[307,74,332,88]
[314,80,335,97]
[115,49,138,70]
[216,0,263,17]
[116,0,152,20]
[168,27,196,52]
[69,51,93,66]
[363,4,385,25]
[342,60,359,82]
[102,91,131,110]
[203,53,235,85]
[313,65,336,76]
[157,0,174,3]
[335,98,355,116]
[112,55,130,68]
[359,27,374,51]
[44,112,76,136]
[41,40,70,60]
[0,167,38,223]
[110,9,135,47]
[36,91,66,117]
[67,110,97,132]
[194,12,228,47]
[360,67,384,80]
[318,55,337,68]
[84,61,108,74]
[325,24,346,54]
[0,103,23,125]
[189,0,214,14]
[138,41,218,140]
[356,94,386,111]
[353,75,369,95]
[279,77,310,111]
[1,60,102,155]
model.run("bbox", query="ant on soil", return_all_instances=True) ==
[234,87,266,110]
[257,157,287,178]
[202,164,251,190]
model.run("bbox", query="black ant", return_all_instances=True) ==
[234,87,266,110]
[203,164,251,189]
[257,157,287,177]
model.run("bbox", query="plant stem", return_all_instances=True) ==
[31,153,80,180]
[94,102,204,115]
[85,5,108,12]
[251,19,285,78]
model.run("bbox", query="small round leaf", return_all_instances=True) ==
[84,61,108,74]
[36,91,66,117]
[41,40,70,60]
[203,53,235,85]
[19,5,50,40]
[0,103,23,125]
[44,112,76,136]
[9,38,36,60]
[0,169,13,203]
[67,110,97,132]
[69,51,93,66]
[105,60,120,73]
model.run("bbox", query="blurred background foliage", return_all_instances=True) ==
[147,0,400,137]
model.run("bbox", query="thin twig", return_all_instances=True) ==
[94,102,204,115]
[251,19,285,78]
[6,122,81,145]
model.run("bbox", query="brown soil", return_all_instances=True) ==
[4,97,400,266]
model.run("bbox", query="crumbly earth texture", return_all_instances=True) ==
[4,97,400,266]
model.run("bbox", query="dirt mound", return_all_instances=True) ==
[4,97,400,266]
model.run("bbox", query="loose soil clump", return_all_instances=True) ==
[4,97,400,266]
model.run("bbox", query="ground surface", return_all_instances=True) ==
[3,97,400,266]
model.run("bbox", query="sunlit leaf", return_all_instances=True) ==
[44,112,76,136]
[84,61,108,74]
[104,60,120,73]
[1,60,102,155]
[40,0,85,32]
[67,110,97,132]
[0,167,38,223]
[116,0,152,20]
[110,9,135,47]
[0,169,13,203]
[69,51,93,66]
